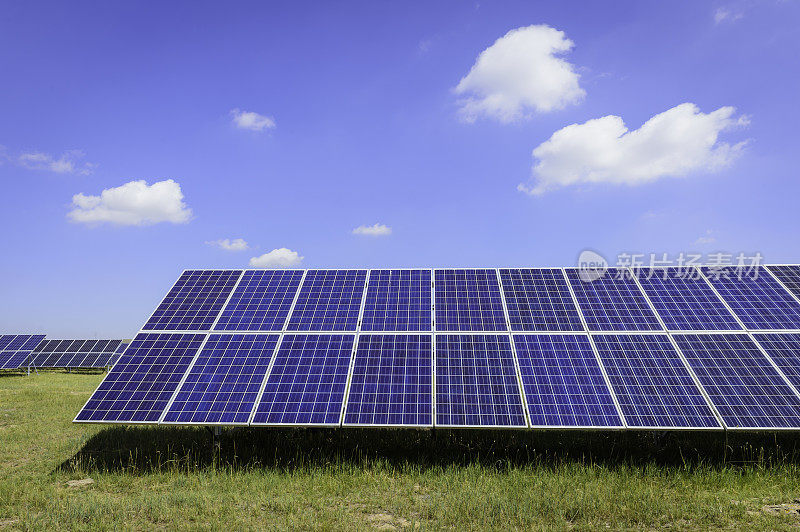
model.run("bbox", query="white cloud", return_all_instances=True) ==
[695,229,716,245]
[17,149,95,175]
[249,248,303,268]
[714,7,743,24]
[68,179,193,226]
[454,24,585,123]
[352,223,392,237]
[519,103,750,195]
[207,238,249,251]
[231,109,276,131]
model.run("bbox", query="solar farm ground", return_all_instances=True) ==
[4,373,800,529]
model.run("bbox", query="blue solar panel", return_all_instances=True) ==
[592,334,720,428]
[286,270,367,331]
[636,267,742,331]
[343,334,432,426]
[251,334,354,425]
[74,333,206,423]
[143,270,242,331]
[434,269,507,331]
[213,270,303,331]
[513,334,623,427]
[701,266,800,330]
[499,269,584,332]
[0,335,46,369]
[565,268,662,331]
[361,270,432,331]
[674,333,800,428]
[162,334,280,424]
[753,333,800,389]
[767,265,800,301]
[435,334,526,427]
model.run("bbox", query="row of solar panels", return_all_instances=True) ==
[0,335,128,370]
[74,330,800,430]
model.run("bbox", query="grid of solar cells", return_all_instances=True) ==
[74,333,206,422]
[565,268,662,331]
[513,334,623,427]
[163,334,280,424]
[592,334,720,428]
[213,270,303,331]
[499,269,584,332]
[753,333,800,389]
[636,268,742,331]
[701,266,800,330]
[343,334,432,426]
[674,333,800,428]
[434,269,507,331]
[0,335,46,369]
[286,270,367,331]
[143,270,241,331]
[768,265,800,301]
[360,270,432,331]
[251,334,354,425]
[435,334,526,427]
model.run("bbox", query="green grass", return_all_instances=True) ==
[3,372,800,530]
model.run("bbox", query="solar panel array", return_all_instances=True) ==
[0,334,45,369]
[75,266,800,431]
[30,339,124,369]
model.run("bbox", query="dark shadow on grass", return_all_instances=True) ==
[57,425,800,475]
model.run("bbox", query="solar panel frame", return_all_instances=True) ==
[499,268,585,332]
[360,269,433,332]
[285,269,368,331]
[434,269,508,332]
[213,270,305,332]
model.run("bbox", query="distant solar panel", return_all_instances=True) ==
[74,333,206,423]
[565,268,662,331]
[435,334,526,427]
[753,333,800,389]
[343,334,433,426]
[143,270,242,331]
[30,339,123,368]
[0,335,46,370]
[701,266,800,330]
[499,269,584,332]
[162,334,280,424]
[286,270,367,331]
[636,268,742,331]
[767,265,800,301]
[251,334,354,425]
[674,333,800,429]
[434,269,507,331]
[513,334,623,427]
[592,334,720,428]
[213,270,303,331]
[361,269,432,331]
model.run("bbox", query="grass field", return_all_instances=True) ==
[3,373,800,530]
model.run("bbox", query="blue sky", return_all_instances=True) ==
[1,0,799,337]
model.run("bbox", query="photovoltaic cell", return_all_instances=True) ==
[753,333,800,389]
[74,333,206,423]
[435,334,526,427]
[143,270,242,331]
[286,270,367,331]
[592,334,720,428]
[636,267,741,331]
[565,268,662,331]
[513,334,623,427]
[361,269,432,331]
[251,334,354,425]
[213,270,303,331]
[343,334,432,426]
[701,266,800,330]
[434,269,507,331]
[162,334,280,424]
[767,265,800,301]
[674,333,800,428]
[499,269,584,332]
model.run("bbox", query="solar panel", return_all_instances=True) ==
[213,270,303,331]
[29,339,124,368]
[499,269,584,332]
[753,333,800,389]
[592,334,720,428]
[701,266,800,330]
[0,335,46,370]
[343,334,433,426]
[767,265,800,301]
[74,333,206,423]
[162,334,280,424]
[674,333,800,429]
[636,267,742,331]
[434,269,507,331]
[143,270,241,331]
[286,270,367,331]
[435,334,526,427]
[565,268,662,331]
[361,270,432,332]
[513,334,623,427]
[251,334,354,425]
